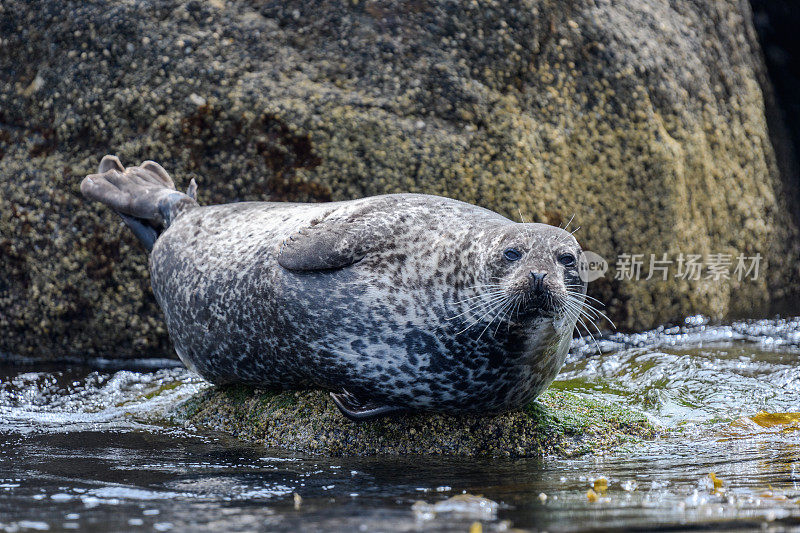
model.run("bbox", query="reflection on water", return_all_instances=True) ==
[1,317,799,531]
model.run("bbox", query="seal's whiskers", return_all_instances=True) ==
[475,292,516,342]
[447,290,509,321]
[493,293,520,336]
[561,298,601,353]
[455,296,508,335]
[564,287,616,330]
[456,290,515,339]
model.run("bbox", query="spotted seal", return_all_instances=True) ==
[81,156,588,420]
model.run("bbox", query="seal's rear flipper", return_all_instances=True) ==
[81,155,199,251]
[330,390,404,421]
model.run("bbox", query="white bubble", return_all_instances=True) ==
[578,250,608,282]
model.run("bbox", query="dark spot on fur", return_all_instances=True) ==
[350,339,367,351]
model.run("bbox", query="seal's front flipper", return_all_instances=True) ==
[330,390,404,421]
[278,224,370,271]
[81,156,199,251]
[277,200,397,271]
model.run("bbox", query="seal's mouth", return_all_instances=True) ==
[519,271,562,317]
[516,288,563,320]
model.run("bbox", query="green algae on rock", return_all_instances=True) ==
[1,0,799,360]
[173,386,656,458]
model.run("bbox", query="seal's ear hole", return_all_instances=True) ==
[503,248,522,261]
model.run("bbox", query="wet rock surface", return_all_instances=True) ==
[176,386,655,458]
[1,0,799,359]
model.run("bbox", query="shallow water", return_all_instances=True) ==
[1,317,800,532]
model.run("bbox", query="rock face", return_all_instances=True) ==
[1,0,798,359]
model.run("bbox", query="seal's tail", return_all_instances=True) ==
[81,155,198,252]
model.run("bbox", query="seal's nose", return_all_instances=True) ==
[529,272,547,293]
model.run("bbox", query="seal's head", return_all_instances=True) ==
[481,223,586,325]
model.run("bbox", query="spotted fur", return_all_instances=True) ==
[82,159,586,416]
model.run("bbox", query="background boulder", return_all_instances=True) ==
[1,0,798,359]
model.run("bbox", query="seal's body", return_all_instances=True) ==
[82,156,586,419]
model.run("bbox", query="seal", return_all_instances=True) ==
[81,156,588,420]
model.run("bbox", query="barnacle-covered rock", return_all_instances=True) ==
[1,0,797,359]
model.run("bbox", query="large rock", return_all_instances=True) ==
[1,0,798,359]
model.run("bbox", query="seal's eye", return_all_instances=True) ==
[503,248,522,261]
[558,253,576,267]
